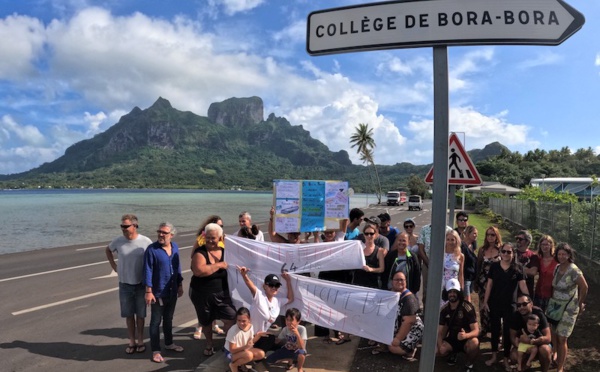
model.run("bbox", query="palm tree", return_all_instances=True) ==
[350,123,383,204]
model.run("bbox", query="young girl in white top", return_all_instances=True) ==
[224,307,266,372]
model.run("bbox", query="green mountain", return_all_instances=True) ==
[0,97,505,191]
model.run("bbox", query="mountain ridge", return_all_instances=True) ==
[0,97,506,190]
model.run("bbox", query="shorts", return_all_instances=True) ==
[189,287,236,326]
[119,282,146,318]
[464,280,473,297]
[399,318,424,353]
[224,348,232,361]
[533,296,549,311]
[518,342,536,353]
[254,334,278,352]
[266,347,306,364]
[444,336,467,353]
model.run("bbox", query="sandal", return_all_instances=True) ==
[213,324,225,335]
[371,346,388,355]
[193,327,202,340]
[152,353,164,363]
[203,347,215,356]
[367,340,377,346]
[125,345,136,354]
[136,344,146,353]
[322,336,334,344]
[165,344,184,352]
[336,337,351,345]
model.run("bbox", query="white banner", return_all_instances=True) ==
[225,236,398,345]
[225,235,365,274]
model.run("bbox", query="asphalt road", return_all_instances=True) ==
[0,202,432,372]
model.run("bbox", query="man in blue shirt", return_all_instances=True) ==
[345,208,364,240]
[144,222,184,363]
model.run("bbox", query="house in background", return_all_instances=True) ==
[530,177,599,200]
[466,181,522,197]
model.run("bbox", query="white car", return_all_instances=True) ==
[408,195,423,211]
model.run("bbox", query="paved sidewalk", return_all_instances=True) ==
[195,324,358,372]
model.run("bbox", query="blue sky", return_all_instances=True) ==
[0,0,598,175]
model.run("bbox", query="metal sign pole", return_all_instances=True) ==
[419,45,450,372]
[448,185,457,227]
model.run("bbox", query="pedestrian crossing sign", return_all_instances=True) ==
[424,133,482,185]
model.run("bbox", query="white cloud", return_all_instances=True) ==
[0,145,62,175]
[272,19,305,45]
[208,0,265,16]
[517,51,563,69]
[286,89,407,166]
[404,106,536,163]
[0,115,46,146]
[83,111,107,134]
[0,14,46,79]
[449,48,495,93]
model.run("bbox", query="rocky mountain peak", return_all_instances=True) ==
[207,96,263,127]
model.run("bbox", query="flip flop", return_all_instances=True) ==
[322,337,334,344]
[165,344,184,352]
[136,344,146,353]
[203,347,215,356]
[125,345,136,354]
[335,338,351,345]
[152,353,164,363]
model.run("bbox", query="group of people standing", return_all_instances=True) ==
[339,209,588,372]
[105,208,589,372]
[105,212,307,371]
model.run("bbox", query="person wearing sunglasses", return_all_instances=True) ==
[144,222,184,363]
[236,268,294,354]
[509,294,552,372]
[105,214,153,355]
[402,218,419,255]
[352,224,386,289]
[359,216,390,255]
[515,230,540,298]
[454,211,471,243]
[481,243,529,370]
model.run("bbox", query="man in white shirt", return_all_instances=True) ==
[105,214,152,354]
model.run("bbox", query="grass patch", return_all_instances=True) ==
[465,213,512,249]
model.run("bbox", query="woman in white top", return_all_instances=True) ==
[236,267,294,352]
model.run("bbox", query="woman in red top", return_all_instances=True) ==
[533,235,558,311]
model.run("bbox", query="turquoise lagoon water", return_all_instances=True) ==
[0,189,374,254]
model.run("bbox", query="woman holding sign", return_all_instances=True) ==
[352,224,385,289]
[236,267,294,353]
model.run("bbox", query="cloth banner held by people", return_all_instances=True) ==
[225,236,399,345]
[225,235,365,275]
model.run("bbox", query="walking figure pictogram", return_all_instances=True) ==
[449,149,464,178]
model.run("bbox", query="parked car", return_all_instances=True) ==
[408,195,423,211]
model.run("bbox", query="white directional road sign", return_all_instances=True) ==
[307,0,585,55]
